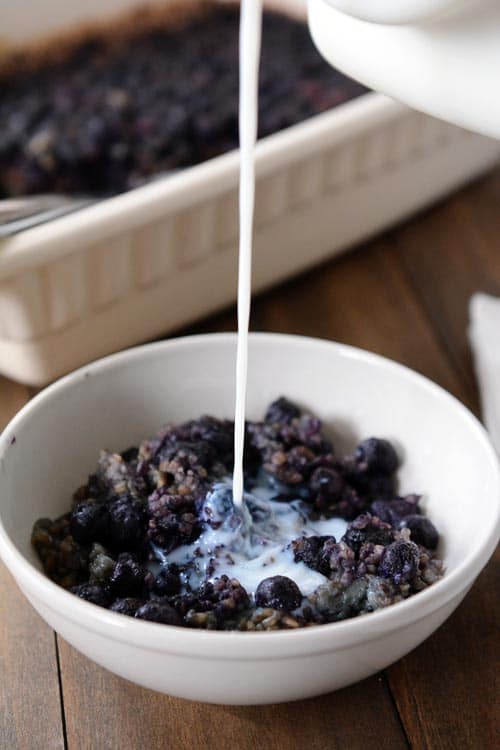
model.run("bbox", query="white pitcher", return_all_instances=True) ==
[308,0,500,138]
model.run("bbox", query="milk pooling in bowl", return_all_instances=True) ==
[154,479,348,597]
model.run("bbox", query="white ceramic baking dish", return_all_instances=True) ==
[0,0,499,386]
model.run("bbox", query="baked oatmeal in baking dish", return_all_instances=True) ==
[0,2,367,197]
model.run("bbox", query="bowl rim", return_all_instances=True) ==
[0,332,499,659]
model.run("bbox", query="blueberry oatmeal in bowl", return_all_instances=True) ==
[31,397,443,631]
[0,334,498,703]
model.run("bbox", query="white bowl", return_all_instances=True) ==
[0,334,498,704]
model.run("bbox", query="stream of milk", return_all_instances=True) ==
[232,0,264,508]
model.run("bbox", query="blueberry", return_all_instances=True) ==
[267,477,312,502]
[201,486,234,528]
[370,495,421,523]
[399,515,439,550]
[308,465,365,517]
[316,577,369,622]
[265,397,301,424]
[355,438,399,475]
[70,501,109,544]
[342,514,394,554]
[379,541,419,585]
[362,474,396,500]
[158,440,215,472]
[333,486,367,520]
[309,467,344,501]
[110,597,144,617]
[255,575,302,611]
[153,565,181,596]
[340,530,362,554]
[344,468,395,502]
[189,417,234,466]
[342,577,368,612]
[280,415,330,453]
[81,473,103,501]
[135,600,182,626]
[88,543,115,582]
[108,497,145,549]
[368,499,394,521]
[194,576,250,621]
[70,582,109,607]
[291,535,334,570]
[365,575,397,610]
[120,446,139,463]
[313,583,344,620]
[317,538,356,579]
[106,553,145,598]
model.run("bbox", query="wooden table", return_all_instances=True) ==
[1,168,499,750]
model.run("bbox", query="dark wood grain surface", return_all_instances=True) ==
[1,168,499,750]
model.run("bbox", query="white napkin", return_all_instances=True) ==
[469,292,500,453]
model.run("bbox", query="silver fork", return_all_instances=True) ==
[0,169,183,238]
[0,195,97,238]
